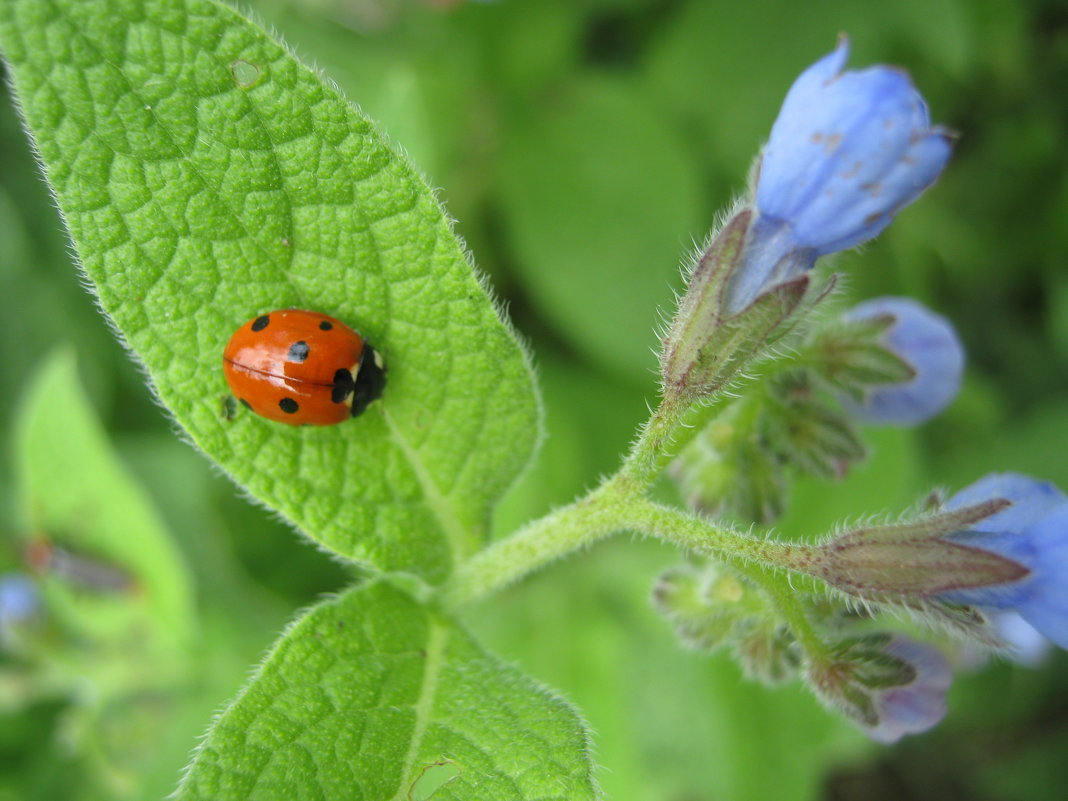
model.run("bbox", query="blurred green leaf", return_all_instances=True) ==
[471,538,863,801]
[176,579,599,801]
[14,349,194,652]
[500,73,704,380]
[492,351,647,538]
[0,0,539,582]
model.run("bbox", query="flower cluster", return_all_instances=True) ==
[662,37,955,406]
[656,37,1066,746]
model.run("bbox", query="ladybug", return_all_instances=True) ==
[222,309,386,425]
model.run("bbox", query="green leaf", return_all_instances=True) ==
[470,539,861,801]
[499,73,705,381]
[175,580,600,801]
[0,0,539,582]
[14,349,194,653]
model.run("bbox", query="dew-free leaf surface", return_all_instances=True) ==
[176,580,600,801]
[0,0,540,582]
[15,349,194,652]
[500,74,704,381]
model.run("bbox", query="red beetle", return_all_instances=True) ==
[222,309,386,425]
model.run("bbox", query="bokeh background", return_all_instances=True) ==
[2,0,1067,799]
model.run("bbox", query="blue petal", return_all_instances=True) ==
[826,128,955,246]
[806,126,953,253]
[755,38,952,256]
[844,297,964,425]
[757,39,857,219]
[723,215,816,315]
[946,473,1068,532]
[1012,507,1068,648]
[992,613,1051,667]
[0,572,39,623]
[865,636,952,744]
[942,504,1068,648]
[774,69,919,240]
[1018,592,1068,650]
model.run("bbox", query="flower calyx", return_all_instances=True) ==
[661,210,816,404]
[806,634,952,743]
[808,498,1025,600]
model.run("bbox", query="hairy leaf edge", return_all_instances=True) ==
[0,0,545,574]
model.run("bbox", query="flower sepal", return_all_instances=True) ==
[762,375,867,480]
[661,209,814,403]
[806,315,917,403]
[806,634,952,743]
[806,498,1025,601]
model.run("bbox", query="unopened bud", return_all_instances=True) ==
[653,564,748,652]
[806,634,952,743]
[661,210,812,402]
[807,499,1025,599]
[670,415,787,524]
[762,378,866,479]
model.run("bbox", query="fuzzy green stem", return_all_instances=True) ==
[444,393,697,610]
[442,479,631,609]
[737,563,832,660]
[618,395,692,489]
[443,479,815,610]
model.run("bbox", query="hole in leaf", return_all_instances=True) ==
[230,59,261,88]
[408,758,462,800]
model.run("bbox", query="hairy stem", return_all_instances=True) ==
[738,564,832,660]
[443,472,814,610]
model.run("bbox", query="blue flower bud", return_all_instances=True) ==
[807,634,952,744]
[939,473,1068,649]
[726,38,953,313]
[862,636,953,744]
[0,572,40,624]
[842,296,964,425]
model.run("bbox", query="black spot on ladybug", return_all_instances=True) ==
[251,315,270,332]
[288,341,309,362]
[319,320,333,331]
[279,397,299,414]
[332,367,355,404]
[239,398,252,410]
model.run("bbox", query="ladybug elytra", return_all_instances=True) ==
[222,309,386,425]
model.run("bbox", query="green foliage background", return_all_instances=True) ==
[1,0,1067,799]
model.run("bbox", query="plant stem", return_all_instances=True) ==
[444,394,694,609]
[444,381,831,610]
[737,563,832,661]
[617,395,691,489]
[442,475,633,609]
[443,473,814,610]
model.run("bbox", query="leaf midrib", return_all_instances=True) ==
[383,407,470,560]
[389,617,450,801]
